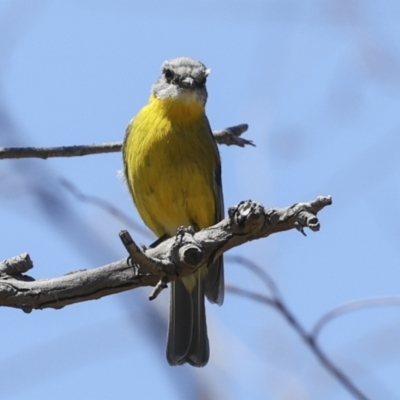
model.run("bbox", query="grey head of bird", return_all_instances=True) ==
[151,57,210,106]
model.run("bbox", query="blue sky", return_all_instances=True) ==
[1,1,400,399]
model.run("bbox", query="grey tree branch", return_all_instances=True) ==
[2,195,369,399]
[0,193,372,400]
[224,257,373,400]
[0,196,331,312]
[0,142,123,160]
[311,296,400,340]
[212,124,253,147]
[226,281,370,400]
[59,178,153,239]
[0,124,252,159]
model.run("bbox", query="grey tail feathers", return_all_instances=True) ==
[166,278,209,367]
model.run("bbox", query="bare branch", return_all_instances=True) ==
[0,257,154,312]
[212,124,254,147]
[3,195,371,399]
[274,298,370,400]
[59,178,154,239]
[226,255,282,300]
[0,196,331,311]
[0,142,122,159]
[0,124,252,160]
[228,272,370,400]
[312,296,400,340]
[225,284,275,306]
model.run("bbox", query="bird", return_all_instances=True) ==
[122,57,224,367]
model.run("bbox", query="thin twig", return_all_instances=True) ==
[0,124,252,160]
[119,230,168,276]
[212,124,254,147]
[225,284,275,306]
[59,178,153,239]
[225,255,282,300]
[274,299,370,400]
[312,296,400,339]
[0,142,122,159]
[228,257,370,400]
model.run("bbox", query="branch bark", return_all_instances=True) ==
[0,124,251,159]
[0,196,331,311]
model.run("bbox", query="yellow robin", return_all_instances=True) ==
[122,57,224,367]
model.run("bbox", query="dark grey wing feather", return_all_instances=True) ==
[204,123,225,305]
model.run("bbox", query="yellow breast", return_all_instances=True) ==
[123,95,219,238]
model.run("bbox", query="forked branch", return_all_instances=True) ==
[0,196,331,311]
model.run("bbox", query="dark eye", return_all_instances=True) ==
[199,76,207,86]
[164,69,174,82]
